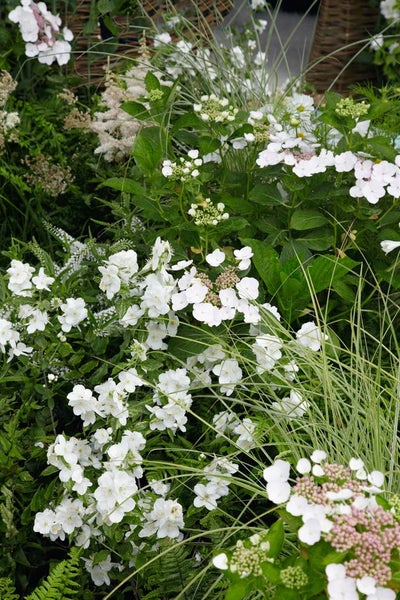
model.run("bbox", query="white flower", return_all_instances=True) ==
[367,587,396,600]
[193,482,220,510]
[83,554,115,586]
[139,498,184,539]
[7,259,34,296]
[212,553,229,570]
[349,457,364,471]
[312,464,325,477]
[380,239,400,254]
[286,494,309,516]
[367,470,384,487]
[271,390,308,418]
[212,359,243,396]
[326,563,347,581]
[206,249,225,266]
[233,418,257,451]
[298,518,322,545]
[266,480,291,504]
[310,450,327,463]
[236,277,259,300]
[263,459,290,483]
[357,577,377,595]
[327,576,358,600]
[32,267,54,290]
[296,458,312,474]
[67,384,100,426]
[58,297,88,332]
[263,459,291,504]
[296,321,327,351]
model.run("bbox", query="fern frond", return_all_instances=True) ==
[0,577,19,600]
[25,548,82,600]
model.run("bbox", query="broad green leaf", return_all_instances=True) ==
[225,580,252,600]
[273,586,299,599]
[249,183,283,206]
[332,279,356,303]
[241,238,281,294]
[261,561,281,584]
[297,227,335,250]
[121,101,151,121]
[102,177,146,196]
[171,112,205,132]
[307,255,359,293]
[267,519,285,558]
[290,209,329,230]
[168,324,225,361]
[132,126,165,174]
[145,70,160,92]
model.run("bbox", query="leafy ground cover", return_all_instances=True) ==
[1,0,400,598]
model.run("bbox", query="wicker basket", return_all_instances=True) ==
[65,0,233,83]
[306,0,379,94]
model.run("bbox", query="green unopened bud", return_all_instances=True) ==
[280,565,309,589]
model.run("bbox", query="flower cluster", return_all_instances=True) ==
[0,71,19,151]
[257,128,400,205]
[194,456,239,510]
[264,452,399,599]
[23,153,74,196]
[193,94,239,123]
[162,149,203,182]
[89,65,150,162]
[213,531,272,578]
[187,198,229,226]
[8,0,73,66]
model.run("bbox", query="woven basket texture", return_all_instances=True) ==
[306,0,379,94]
[65,0,232,82]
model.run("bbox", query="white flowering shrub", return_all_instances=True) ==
[0,224,335,590]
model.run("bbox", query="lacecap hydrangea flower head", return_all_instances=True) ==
[263,452,399,599]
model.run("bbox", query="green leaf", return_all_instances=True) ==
[171,112,205,132]
[249,183,283,206]
[273,586,299,600]
[241,238,281,295]
[267,519,285,558]
[121,101,151,121]
[132,126,165,174]
[296,228,335,250]
[289,209,329,230]
[225,580,252,600]
[307,255,359,293]
[261,561,281,584]
[101,177,146,196]
[145,70,161,92]
[168,324,225,361]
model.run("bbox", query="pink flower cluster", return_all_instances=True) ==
[326,506,400,585]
